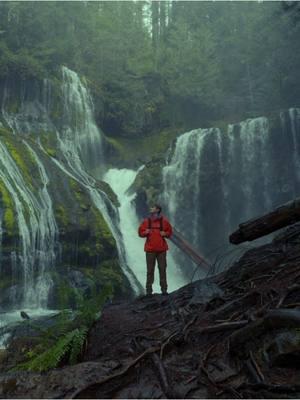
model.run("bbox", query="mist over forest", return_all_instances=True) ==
[0,1,299,136]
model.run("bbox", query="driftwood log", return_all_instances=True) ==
[230,198,300,244]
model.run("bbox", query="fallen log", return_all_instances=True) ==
[229,198,300,244]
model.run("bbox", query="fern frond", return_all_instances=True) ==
[68,327,88,364]
[15,329,77,372]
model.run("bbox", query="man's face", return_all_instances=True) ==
[149,206,159,214]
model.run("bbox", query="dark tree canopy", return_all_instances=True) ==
[0,1,299,136]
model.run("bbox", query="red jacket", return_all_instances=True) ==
[138,215,173,252]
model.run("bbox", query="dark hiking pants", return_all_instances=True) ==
[146,251,167,294]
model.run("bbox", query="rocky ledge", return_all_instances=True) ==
[1,219,300,398]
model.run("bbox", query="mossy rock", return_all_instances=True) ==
[49,257,129,309]
[129,158,166,217]
[103,127,182,169]
[39,131,58,158]
[1,134,40,190]
[0,179,17,237]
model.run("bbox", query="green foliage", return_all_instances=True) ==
[0,178,16,236]
[16,328,87,372]
[0,1,299,136]
[13,284,113,372]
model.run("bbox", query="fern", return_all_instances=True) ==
[13,284,113,372]
[68,327,88,365]
[15,329,77,372]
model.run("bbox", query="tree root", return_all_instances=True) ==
[230,308,300,352]
[249,350,264,382]
[183,315,198,340]
[199,320,249,335]
[68,346,160,399]
[239,382,300,393]
[276,284,300,308]
[160,330,180,359]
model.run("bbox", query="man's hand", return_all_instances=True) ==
[160,231,167,237]
[145,229,151,234]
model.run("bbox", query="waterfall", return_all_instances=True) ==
[24,142,58,304]
[56,67,140,293]
[161,110,300,271]
[103,168,187,293]
[1,78,55,136]
[61,66,104,174]
[0,65,141,312]
[162,129,211,249]
[0,139,58,308]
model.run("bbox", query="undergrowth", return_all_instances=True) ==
[13,285,113,373]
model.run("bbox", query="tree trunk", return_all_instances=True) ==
[151,1,159,50]
[229,198,300,244]
[159,1,166,40]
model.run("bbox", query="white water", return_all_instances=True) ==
[61,66,104,173]
[0,139,58,308]
[1,78,54,136]
[0,308,58,349]
[103,168,187,293]
[24,142,58,302]
[55,67,140,293]
[162,129,210,249]
[160,112,300,272]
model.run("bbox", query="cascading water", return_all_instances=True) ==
[0,65,141,310]
[162,110,300,274]
[103,168,187,293]
[0,138,58,308]
[24,142,58,303]
[55,66,140,293]
[1,77,55,136]
[60,66,104,175]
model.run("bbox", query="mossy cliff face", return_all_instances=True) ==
[103,127,181,170]
[0,129,131,311]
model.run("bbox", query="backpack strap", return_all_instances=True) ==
[148,217,163,230]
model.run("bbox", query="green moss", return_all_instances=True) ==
[69,178,91,212]
[130,158,165,207]
[104,127,182,168]
[2,136,38,189]
[56,281,83,309]
[0,274,17,291]
[92,206,116,251]
[98,260,123,287]
[0,178,17,236]
[78,259,123,293]
[39,132,58,158]
[7,100,20,114]
[55,205,68,227]
[45,147,56,158]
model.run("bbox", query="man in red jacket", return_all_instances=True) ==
[138,204,173,296]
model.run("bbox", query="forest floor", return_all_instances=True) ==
[1,221,300,398]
